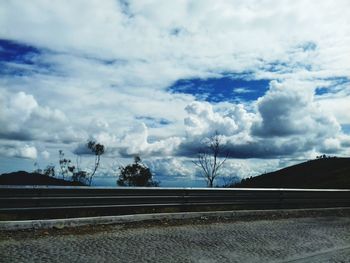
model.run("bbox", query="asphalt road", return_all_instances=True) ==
[1,216,350,263]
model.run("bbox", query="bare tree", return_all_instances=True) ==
[193,132,228,187]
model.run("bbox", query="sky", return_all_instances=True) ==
[1,0,350,187]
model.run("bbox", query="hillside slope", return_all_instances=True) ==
[0,171,85,186]
[234,157,350,189]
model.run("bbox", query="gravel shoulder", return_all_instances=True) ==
[1,210,350,263]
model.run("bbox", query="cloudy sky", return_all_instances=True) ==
[1,0,350,186]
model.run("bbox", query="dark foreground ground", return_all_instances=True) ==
[0,171,85,186]
[1,210,350,263]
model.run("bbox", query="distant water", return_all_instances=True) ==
[92,176,117,187]
[91,176,208,188]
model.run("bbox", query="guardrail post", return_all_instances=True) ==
[279,190,284,209]
[182,189,187,210]
[37,187,42,208]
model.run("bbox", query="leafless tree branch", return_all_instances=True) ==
[193,131,228,187]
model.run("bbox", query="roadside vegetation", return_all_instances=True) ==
[1,133,349,188]
[117,156,159,187]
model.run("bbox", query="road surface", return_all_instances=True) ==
[1,215,349,262]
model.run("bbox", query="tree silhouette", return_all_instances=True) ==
[87,140,105,185]
[59,150,75,180]
[58,142,104,186]
[71,170,88,184]
[193,132,228,187]
[117,156,159,187]
[43,165,55,177]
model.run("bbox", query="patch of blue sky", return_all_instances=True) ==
[0,39,41,64]
[315,76,350,96]
[261,59,313,74]
[0,38,125,77]
[341,124,350,134]
[259,42,317,75]
[168,75,270,103]
[0,39,54,76]
[326,76,349,85]
[0,62,56,77]
[315,87,329,96]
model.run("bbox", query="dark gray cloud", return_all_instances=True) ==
[252,81,341,140]
[176,136,311,159]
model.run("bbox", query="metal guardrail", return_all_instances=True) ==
[1,186,350,219]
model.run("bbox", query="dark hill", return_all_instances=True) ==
[234,157,350,189]
[0,171,85,186]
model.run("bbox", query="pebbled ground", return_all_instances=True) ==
[1,216,350,263]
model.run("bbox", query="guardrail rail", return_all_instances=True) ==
[1,186,349,220]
